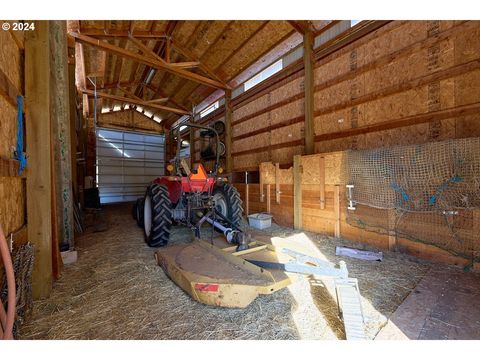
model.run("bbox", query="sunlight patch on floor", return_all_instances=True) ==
[269,232,388,339]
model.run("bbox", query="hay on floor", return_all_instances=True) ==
[19,204,431,340]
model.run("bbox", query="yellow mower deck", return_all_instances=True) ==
[154,233,297,308]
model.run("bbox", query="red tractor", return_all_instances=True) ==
[133,123,247,250]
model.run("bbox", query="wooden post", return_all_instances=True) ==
[51,20,74,250]
[319,156,325,209]
[68,41,78,205]
[25,21,53,299]
[334,185,341,238]
[190,126,195,169]
[259,172,264,203]
[472,209,479,270]
[388,209,397,251]
[224,89,233,174]
[293,155,302,230]
[266,184,271,214]
[244,171,249,216]
[303,30,315,155]
[275,162,281,204]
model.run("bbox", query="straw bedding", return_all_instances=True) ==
[19,204,431,340]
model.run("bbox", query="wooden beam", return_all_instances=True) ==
[314,102,480,143]
[170,39,225,83]
[146,84,188,111]
[82,89,189,115]
[50,20,74,251]
[165,37,171,62]
[293,155,302,230]
[225,89,233,174]
[25,21,53,299]
[128,36,199,70]
[303,30,315,155]
[70,32,230,90]
[80,29,167,38]
[287,20,314,35]
[89,81,141,91]
[266,184,271,214]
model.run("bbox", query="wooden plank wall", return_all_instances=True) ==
[221,21,480,171]
[0,23,26,246]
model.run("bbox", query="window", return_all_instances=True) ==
[244,59,283,91]
[200,101,219,118]
[350,20,362,27]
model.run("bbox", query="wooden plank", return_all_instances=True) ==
[233,115,304,141]
[319,156,325,210]
[70,32,229,90]
[0,66,20,107]
[79,29,168,38]
[0,158,20,177]
[245,183,249,216]
[293,155,302,230]
[314,102,480,143]
[266,184,271,213]
[474,210,480,270]
[81,89,189,115]
[225,89,233,174]
[303,30,314,155]
[275,163,281,204]
[25,21,53,299]
[388,209,397,251]
[334,185,340,238]
[232,139,303,157]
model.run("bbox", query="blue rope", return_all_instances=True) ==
[15,95,27,175]
[428,176,463,205]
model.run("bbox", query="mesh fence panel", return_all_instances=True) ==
[345,137,480,261]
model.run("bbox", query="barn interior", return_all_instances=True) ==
[0,17,480,342]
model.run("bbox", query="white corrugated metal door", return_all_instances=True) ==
[96,128,165,204]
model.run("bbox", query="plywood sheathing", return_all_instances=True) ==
[98,109,163,133]
[0,178,25,235]
[0,23,26,242]
[230,20,480,171]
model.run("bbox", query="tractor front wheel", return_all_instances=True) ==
[143,184,172,247]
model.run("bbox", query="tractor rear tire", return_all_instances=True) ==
[143,184,172,247]
[212,183,244,231]
[135,198,144,228]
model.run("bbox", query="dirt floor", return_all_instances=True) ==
[17,203,444,340]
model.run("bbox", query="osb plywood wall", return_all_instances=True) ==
[229,20,480,171]
[0,27,26,237]
[98,110,164,133]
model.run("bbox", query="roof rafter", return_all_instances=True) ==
[79,29,168,38]
[82,89,189,115]
[127,35,200,70]
[69,31,230,90]
[287,20,316,35]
